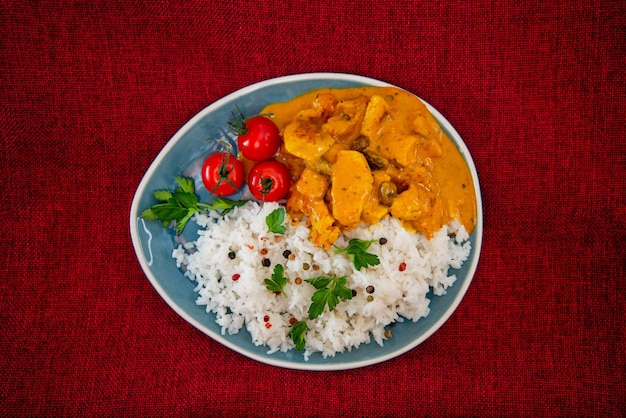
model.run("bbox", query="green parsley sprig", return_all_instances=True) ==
[305,275,353,320]
[140,176,246,235]
[288,320,308,351]
[266,208,286,234]
[264,264,287,296]
[334,238,381,270]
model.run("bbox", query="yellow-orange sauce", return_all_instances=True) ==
[261,86,476,249]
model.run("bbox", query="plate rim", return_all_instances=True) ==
[130,72,483,371]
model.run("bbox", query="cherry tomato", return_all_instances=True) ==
[201,152,245,196]
[247,160,292,201]
[237,116,281,161]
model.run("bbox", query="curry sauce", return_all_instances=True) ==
[261,86,476,249]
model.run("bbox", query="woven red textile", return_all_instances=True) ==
[1,1,624,416]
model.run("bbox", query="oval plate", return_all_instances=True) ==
[130,73,483,370]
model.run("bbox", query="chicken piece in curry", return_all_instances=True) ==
[262,86,476,249]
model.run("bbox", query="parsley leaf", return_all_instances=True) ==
[305,275,352,320]
[172,189,198,208]
[333,238,380,270]
[264,264,287,296]
[288,320,308,351]
[153,189,173,201]
[176,176,195,194]
[210,197,247,216]
[266,207,286,234]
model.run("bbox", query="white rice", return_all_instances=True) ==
[172,201,471,360]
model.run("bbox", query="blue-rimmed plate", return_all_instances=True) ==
[129,73,483,370]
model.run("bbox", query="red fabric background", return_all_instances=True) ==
[1,1,624,416]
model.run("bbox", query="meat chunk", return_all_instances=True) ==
[330,150,373,228]
[295,167,329,200]
[283,116,335,160]
[322,96,368,145]
[360,95,388,140]
[361,171,391,225]
[286,168,339,249]
[390,183,443,237]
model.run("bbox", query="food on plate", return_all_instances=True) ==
[140,176,246,235]
[173,200,470,359]
[230,111,281,161]
[201,151,245,196]
[247,160,292,202]
[263,86,477,249]
[142,85,476,359]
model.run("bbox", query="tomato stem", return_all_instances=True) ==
[228,107,248,135]
[228,106,275,136]
[259,177,274,196]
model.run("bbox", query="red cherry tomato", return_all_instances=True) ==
[201,152,245,196]
[247,160,292,201]
[237,116,281,161]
